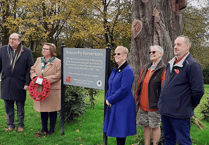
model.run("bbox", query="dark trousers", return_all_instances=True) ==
[116,137,126,145]
[162,115,191,145]
[4,100,25,128]
[41,111,57,133]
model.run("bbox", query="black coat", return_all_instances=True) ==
[0,45,34,101]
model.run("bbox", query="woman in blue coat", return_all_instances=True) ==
[103,46,136,145]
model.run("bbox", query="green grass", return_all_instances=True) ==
[0,91,138,145]
[0,87,209,145]
[190,84,209,145]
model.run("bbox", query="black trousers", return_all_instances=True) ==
[41,111,57,132]
[116,137,126,145]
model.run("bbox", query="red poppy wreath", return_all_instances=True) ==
[28,76,50,101]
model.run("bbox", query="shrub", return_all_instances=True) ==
[200,96,209,122]
[64,85,87,122]
[86,88,100,109]
[203,65,209,84]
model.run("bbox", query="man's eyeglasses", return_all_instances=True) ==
[114,53,121,56]
[149,51,157,54]
[9,38,18,41]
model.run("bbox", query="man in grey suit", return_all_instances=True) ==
[0,33,33,132]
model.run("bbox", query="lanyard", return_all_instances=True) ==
[41,57,55,75]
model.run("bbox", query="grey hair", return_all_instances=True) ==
[176,35,192,48]
[150,45,164,57]
[18,34,22,42]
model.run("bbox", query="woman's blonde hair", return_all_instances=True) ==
[44,43,57,57]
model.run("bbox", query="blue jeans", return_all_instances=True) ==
[162,115,191,145]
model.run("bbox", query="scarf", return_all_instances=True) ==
[7,43,23,72]
[41,57,56,75]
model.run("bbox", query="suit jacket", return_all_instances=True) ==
[30,57,61,112]
[0,45,34,101]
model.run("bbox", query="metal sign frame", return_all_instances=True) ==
[60,42,111,145]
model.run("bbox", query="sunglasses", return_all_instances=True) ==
[44,43,55,47]
[149,51,157,54]
[114,53,121,56]
[49,43,55,47]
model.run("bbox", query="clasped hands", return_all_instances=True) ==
[106,100,112,107]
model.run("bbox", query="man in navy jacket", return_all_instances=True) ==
[0,33,33,132]
[158,35,204,145]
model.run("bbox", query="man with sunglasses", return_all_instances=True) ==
[0,33,34,132]
[158,36,204,145]
[136,45,166,145]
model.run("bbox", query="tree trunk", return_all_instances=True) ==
[129,0,186,104]
[2,1,10,45]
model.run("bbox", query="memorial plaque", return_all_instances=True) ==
[63,48,106,90]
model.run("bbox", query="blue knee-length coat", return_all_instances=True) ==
[103,61,136,138]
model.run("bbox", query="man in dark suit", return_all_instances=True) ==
[0,33,34,132]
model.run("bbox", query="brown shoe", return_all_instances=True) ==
[17,127,24,132]
[5,127,15,132]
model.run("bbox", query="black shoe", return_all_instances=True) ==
[35,130,47,138]
[46,130,54,135]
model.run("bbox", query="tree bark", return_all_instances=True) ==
[129,0,186,103]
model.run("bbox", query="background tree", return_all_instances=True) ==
[0,0,15,45]
[101,0,132,48]
[62,0,133,51]
[1,0,103,51]
[182,5,209,69]
[0,0,133,55]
